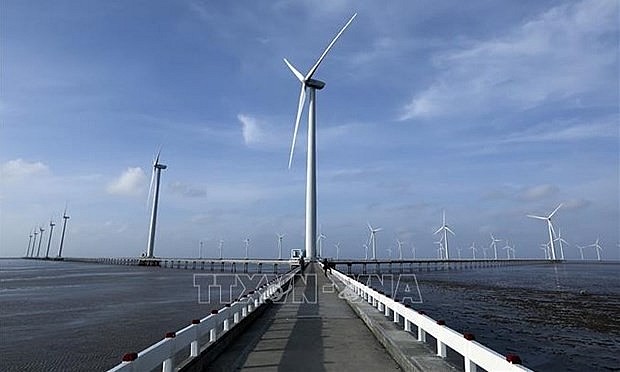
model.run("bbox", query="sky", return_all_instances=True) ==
[1,0,618,260]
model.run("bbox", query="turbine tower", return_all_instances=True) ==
[26,230,34,257]
[45,218,56,259]
[470,242,477,260]
[576,244,585,260]
[434,210,454,260]
[218,239,224,260]
[367,223,382,260]
[317,227,327,257]
[588,238,603,261]
[396,239,404,260]
[334,242,340,259]
[527,203,562,260]
[284,13,357,260]
[57,207,70,258]
[31,228,39,257]
[244,238,250,259]
[554,228,568,260]
[146,150,167,259]
[276,233,285,259]
[489,233,501,260]
[36,226,45,257]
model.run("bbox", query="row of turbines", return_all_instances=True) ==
[24,207,70,259]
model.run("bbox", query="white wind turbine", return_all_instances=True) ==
[540,243,549,259]
[411,243,416,259]
[317,228,327,258]
[26,230,34,257]
[396,239,404,260]
[218,239,224,260]
[489,233,501,260]
[576,244,586,260]
[276,233,285,259]
[470,242,477,260]
[57,205,70,258]
[31,228,38,257]
[527,204,562,260]
[588,238,603,261]
[284,13,357,261]
[334,243,340,259]
[434,210,454,260]
[434,239,444,259]
[363,244,369,260]
[502,240,512,259]
[146,149,167,258]
[456,246,462,259]
[554,228,568,260]
[244,238,250,259]
[367,223,382,260]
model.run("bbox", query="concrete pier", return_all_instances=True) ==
[207,263,453,371]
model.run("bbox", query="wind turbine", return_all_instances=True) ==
[26,230,34,257]
[284,13,357,260]
[146,150,167,259]
[554,228,568,260]
[218,239,224,259]
[456,246,462,259]
[244,238,250,259]
[576,244,585,260]
[199,240,204,259]
[588,238,603,261]
[434,210,454,260]
[470,242,477,260]
[411,243,416,259]
[31,228,39,257]
[527,203,562,260]
[367,223,382,260]
[317,229,327,258]
[363,244,369,260]
[489,233,501,260]
[434,239,444,259]
[276,233,285,259]
[396,239,404,260]
[334,242,340,259]
[45,218,56,259]
[540,244,549,259]
[36,226,45,257]
[57,206,70,258]
[502,240,512,259]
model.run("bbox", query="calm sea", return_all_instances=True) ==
[361,262,620,371]
[0,259,284,371]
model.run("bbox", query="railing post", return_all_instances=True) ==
[384,304,390,317]
[210,328,216,343]
[404,318,411,331]
[242,306,248,317]
[393,310,399,323]
[223,318,230,332]
[417,327,426,342]
[437,339,446,357]
[234,312,240,324]
[465,358,477,372]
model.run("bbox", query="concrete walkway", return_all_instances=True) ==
[208,263,402,371]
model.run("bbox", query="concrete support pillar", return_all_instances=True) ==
[437,339,446,357]
[418,327,426,342]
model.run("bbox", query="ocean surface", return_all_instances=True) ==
[361,262,620,371]
[0,259,284,371]
[1,259,618,371]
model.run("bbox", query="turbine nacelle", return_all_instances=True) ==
[306,79,326,90]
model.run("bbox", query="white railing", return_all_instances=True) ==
[107,267,299,372]
[329,268,532,372]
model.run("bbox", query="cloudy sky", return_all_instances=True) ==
[2,0,618,260]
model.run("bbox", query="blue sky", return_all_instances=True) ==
[1,0,618,260]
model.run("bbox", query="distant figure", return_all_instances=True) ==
[322,258,331,276]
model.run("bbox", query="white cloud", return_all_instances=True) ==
[400,0,618,120]
[238,114,264,145]
[1,159,49,181]
[106,167,146,196]
[519,184,559,201]
[169,181,207,198]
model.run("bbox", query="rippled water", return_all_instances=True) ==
[361,262,620,371]
[0,259,284,371]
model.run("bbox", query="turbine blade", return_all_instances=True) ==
[283,58,304,82]
[367,222,373,231]
[527,215,547,220]
[147,166,155,208]
[433,227,443,235]
[549,203,563,218]
[305,13,357,81]
[446,226,455,235]
[288,84,306,169]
